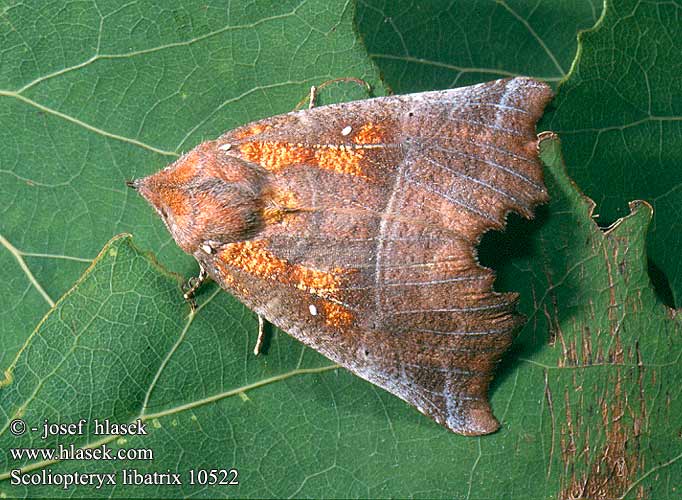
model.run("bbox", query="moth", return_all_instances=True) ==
[129,77,553,435]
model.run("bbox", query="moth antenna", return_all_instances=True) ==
[315,77,372,96]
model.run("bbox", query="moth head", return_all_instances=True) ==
[129,141,266,254]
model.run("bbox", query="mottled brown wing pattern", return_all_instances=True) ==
[134,77,553,435]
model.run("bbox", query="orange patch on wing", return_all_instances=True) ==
[239,123,387,177]
[240,141,313,172]
[217,240,345,300]
[241,141,370,178]
[314,146,365,177]
[321,302,353,327]
[353,123,385,145]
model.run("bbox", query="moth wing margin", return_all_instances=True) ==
[201,253,506,436]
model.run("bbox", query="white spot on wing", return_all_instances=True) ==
[308,304,318,316]
[341,125,352,136]
[219,143,232,151]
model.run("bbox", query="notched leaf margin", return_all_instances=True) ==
[539,136,679,500]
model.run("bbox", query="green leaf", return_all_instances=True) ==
[356,0,601,92]
[2,0,681,498]
[2,138,680,498]
[544,0,682,307]
[0,0,385,366]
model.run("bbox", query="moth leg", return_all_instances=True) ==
[253,315,268,355]
[182,264,208,302]
[536,130,559,151]
[308,85,318,109]
[295,77,372,110]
